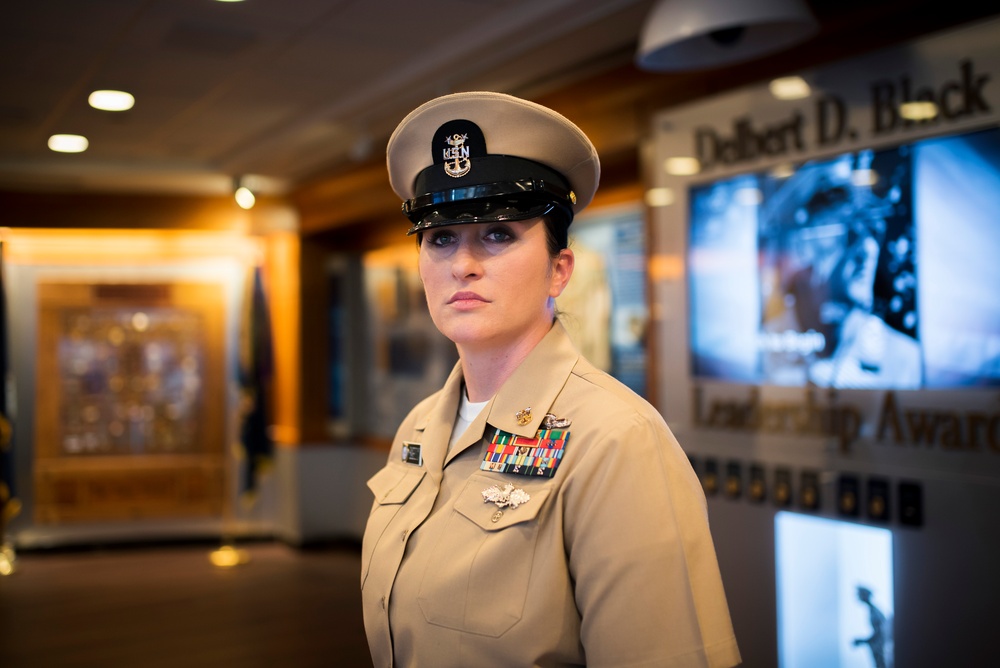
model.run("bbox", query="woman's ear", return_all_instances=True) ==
[549,248,575,298]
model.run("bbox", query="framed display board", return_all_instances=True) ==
[646,17,1000,667]
[33,281,227,524]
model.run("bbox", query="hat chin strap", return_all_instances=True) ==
[406,200,567,236]
[402,178,576,223]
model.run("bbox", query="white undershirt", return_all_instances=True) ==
[449,390,490,449]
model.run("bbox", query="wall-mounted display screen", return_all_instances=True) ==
[775,512,894,668]
[688,126,1000,389]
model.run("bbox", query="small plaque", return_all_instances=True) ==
[749,464,766,503]
[837,474,860,517]
[725,461,742,499]
[867,477,891,522]
[702,458,719,497]
[800,470,820,511]
[898,481,923,527]
[773,468,792,507]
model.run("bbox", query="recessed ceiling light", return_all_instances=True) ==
[88,90,135,111]
[769,76,811,100]
[48,134,89,153]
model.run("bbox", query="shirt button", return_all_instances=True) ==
[380,596,386,609]
[491,510,503,523]
[400,529,408,542]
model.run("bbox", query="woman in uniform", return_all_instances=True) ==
[362,91,741,668]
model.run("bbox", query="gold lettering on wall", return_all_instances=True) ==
[693,386,861,452]
[876,391,999,451]
[694,386,1000,454]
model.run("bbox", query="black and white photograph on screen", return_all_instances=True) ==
[688,126,1000,390]
[758,147,920,389]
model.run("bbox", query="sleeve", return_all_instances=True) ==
[561,413,741,668]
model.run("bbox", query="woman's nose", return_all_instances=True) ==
[451,241,483,278]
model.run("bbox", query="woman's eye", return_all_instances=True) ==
[485,228,514,243]
[428,231,456,247]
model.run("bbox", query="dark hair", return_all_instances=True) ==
[542,214,569,257]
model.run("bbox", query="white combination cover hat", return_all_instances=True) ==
[387,91,600,235]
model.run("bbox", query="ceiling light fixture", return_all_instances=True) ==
[48,134,89,153]
[88,90,135,111]
[235,186,256,210]
[636,0,818,72]
[234,177,256,209]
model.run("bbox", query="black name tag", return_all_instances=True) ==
[402,441,423,466]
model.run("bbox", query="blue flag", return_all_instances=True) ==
[0,241,18,525]
[237,265,274,504]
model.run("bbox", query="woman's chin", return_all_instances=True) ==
[441,326,493,348]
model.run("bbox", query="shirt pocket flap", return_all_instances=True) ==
[454,474,551,531]
[367,465,426,505]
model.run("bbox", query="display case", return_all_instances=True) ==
[33,281,227,524]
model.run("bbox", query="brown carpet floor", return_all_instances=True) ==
[0,540,371,668]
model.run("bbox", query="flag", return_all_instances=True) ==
[237,265,274,504]
[0,240,19,525]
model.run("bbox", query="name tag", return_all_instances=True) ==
[402,441,423,466]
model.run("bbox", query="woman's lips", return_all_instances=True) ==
[448,291,489,307]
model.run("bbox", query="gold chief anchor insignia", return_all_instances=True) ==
[515,407,532,425]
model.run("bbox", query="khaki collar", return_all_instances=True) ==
[485,320,578,436]
[413,320,580,463]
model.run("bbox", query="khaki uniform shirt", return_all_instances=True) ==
[362,322,740,668]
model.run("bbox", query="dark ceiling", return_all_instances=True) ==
[1,0,996,204]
